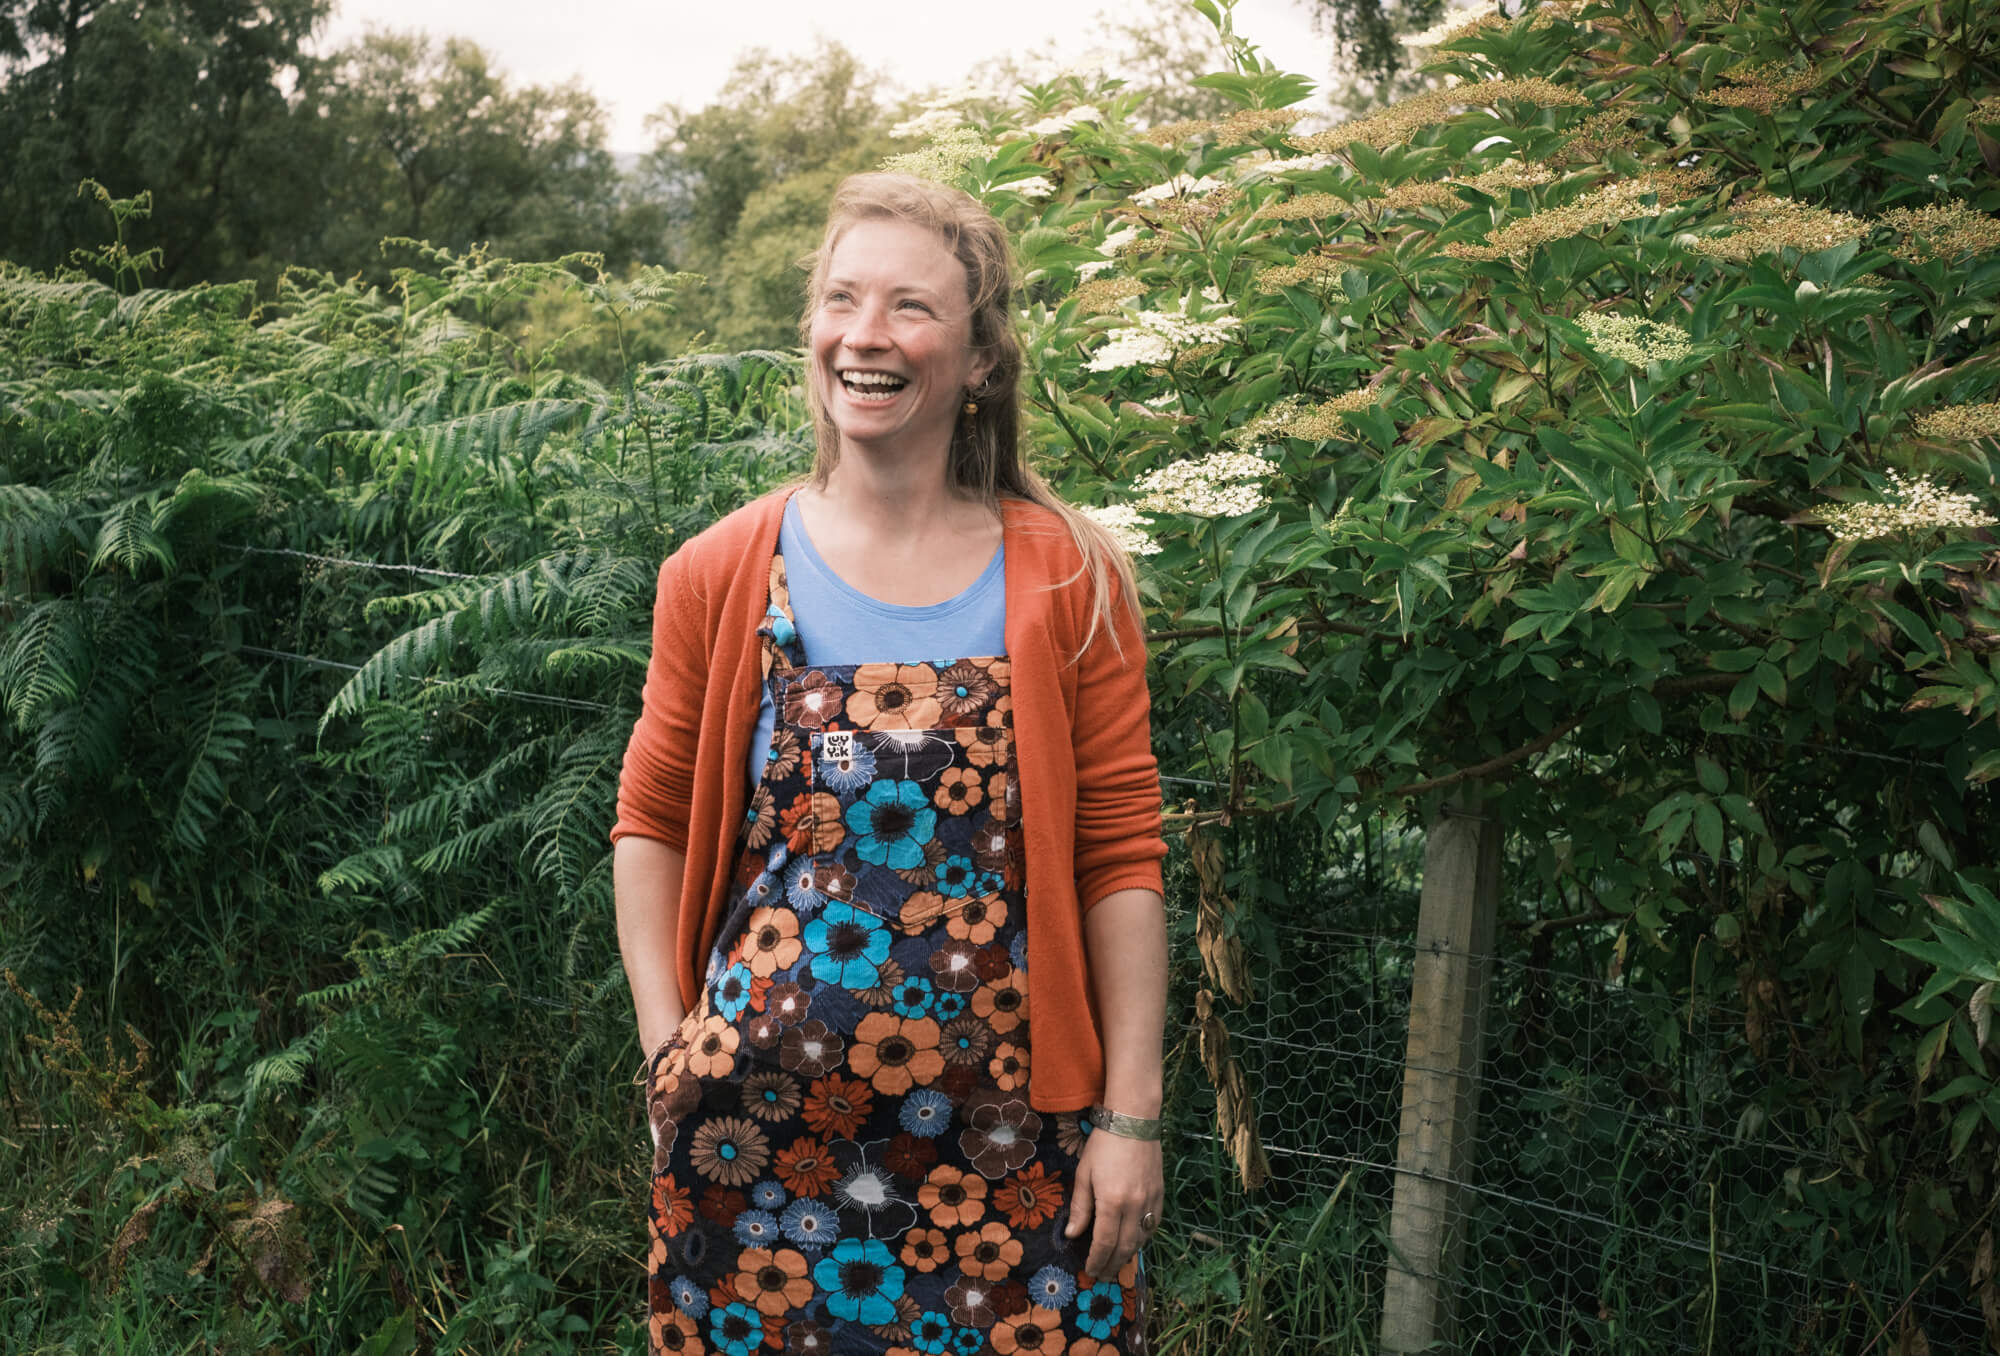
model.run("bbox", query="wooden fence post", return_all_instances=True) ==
[1379,787,1502,1354]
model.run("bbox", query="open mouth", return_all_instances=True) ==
[838,370,909,403]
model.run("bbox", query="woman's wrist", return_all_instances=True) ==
[1090,1103,1163,1142]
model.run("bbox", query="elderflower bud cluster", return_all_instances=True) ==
[1138,119,1216,147]
[1132,450,1275,518]
[1557,110,1643,165]
[1216,108,1305,144]
[1375,162,1557,211]
[1254,255,1346,295]
[1297,78,1588,153]
[1445,167,1715,260]
[1067,277,1145,315]
[1259,192,1347,222]
[1079,503,1162,556]
[1085,296,1241,372]
[1575,314,1696,365]
[1912,402,2000,441]
[1881,202,2000,264]
[1231,391,1380,447]
[1686,195,1871,261]
[1132,174,1227,206]
[879,127,987,184]
[1703,62,1820,115]
[1819,471,1997,543]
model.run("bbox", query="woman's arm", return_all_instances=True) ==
[1064,883,1168,1286]
[615,836,689,1061]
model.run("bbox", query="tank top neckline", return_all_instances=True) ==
[782,491,1005,623]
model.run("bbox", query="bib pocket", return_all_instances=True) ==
[806,727,1007,927]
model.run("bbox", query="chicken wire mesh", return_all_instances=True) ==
[1152,813,1988,1355]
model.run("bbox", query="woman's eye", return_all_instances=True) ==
[898,299,930,313]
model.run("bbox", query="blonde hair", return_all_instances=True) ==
[798,172,1143,663]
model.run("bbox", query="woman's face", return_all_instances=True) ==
[809,217,993,465]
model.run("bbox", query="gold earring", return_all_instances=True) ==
[962,397,979,416]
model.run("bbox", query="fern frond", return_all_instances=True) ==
[317,846,408,896]
[90,495,174,576]
[171,664,259,851]
[0,484,87,577]
[525,725,622,895]
[0,600,91,725]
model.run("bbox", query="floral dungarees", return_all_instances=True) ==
[642,551,1146,1356]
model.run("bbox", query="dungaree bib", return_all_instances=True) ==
[642,551,1146,1356]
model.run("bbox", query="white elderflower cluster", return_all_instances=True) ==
[890,108,965,140]
[1132,450,1274,518]
[1077,224,1141,280]
[1576,313,1695,365]
[1820,471,1997,543]
[1132,173,1227,206]
[1243,152,1339,178]
[1002,175,1057,200]
[1401,3,1495,46]
[1079,503,1162,555]
[1085,296,1242,372]
[1023,104,1105,137]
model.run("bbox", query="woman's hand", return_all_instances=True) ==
[1065,1127,1164,1286]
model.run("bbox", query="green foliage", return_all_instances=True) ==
[0,209,804,1350]
[9,1,2000,1350]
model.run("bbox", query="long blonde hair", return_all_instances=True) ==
[798,172,1143,663]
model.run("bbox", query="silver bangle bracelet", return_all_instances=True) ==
[1090,1104,1162,1141]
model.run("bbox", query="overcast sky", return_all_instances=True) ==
[310,0,1336,152]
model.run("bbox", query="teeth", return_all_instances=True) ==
[841,371,907,388]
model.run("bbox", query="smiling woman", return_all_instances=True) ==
[612,173,1169,1355]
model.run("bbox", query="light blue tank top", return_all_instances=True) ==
[748,493,1007,792]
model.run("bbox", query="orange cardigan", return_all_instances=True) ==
[611,487,1167,1111]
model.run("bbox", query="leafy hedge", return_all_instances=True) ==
[6,0,2000,1350]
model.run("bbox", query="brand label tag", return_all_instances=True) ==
[820,730,855,761]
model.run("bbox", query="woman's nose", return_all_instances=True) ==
[843,297,892,350]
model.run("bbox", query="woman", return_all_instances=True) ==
[612,172,1168,1356]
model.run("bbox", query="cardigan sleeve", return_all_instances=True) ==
[610,544,709,851]
[1069,574,1168,910]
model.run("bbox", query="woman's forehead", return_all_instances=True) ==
[824,218,967,291]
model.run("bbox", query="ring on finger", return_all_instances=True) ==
[1140,1209,1159,1232]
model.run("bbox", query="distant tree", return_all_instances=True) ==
[1298,0,1450,90]
[970,4,1242,126]
[0,0,329,284]
[301,31,620,278]
[638,39,892,346]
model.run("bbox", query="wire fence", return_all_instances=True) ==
[1158,872,1988,1355]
